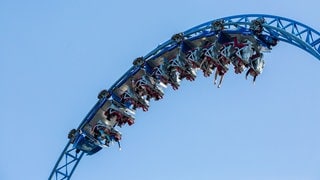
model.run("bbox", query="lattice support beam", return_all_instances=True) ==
[49,142,84,180]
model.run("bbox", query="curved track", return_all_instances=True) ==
[49,14,320,180]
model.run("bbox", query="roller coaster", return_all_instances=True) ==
[49,14,320,180]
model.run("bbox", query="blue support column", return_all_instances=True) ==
[49,142,84,180]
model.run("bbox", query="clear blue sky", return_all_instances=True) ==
[1,0,320,179]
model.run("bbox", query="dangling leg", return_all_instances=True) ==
[218,74,224,88]
[214,69,218,85]
[117,141,122,151]
[245,69,250,80]
[253,75,257,85]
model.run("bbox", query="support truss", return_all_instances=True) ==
[49,142,84,180]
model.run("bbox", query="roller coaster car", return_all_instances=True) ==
[116,79,151,111]
[165,63,181,90]
[246,53,265,83]
[145,40,183,90]
[104,100,136,127]
[120,88,150,111]
[92,121,122,147]
[181,36,213,71]
[117,60,164,102]
[199,40,220,77]
[169,33,197,81]
[69,99,134,154]
[132,74,165,101]
[198,39,230,88]
[148,62,180,90]
[72,122,122,154]
[212,44,231,88]
[70,129,103,155]
[185,46,201,68]
[167,54,196,81]
[232,40,254,74]
[110,73,150,111]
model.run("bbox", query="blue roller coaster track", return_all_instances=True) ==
[49,14,320,180]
